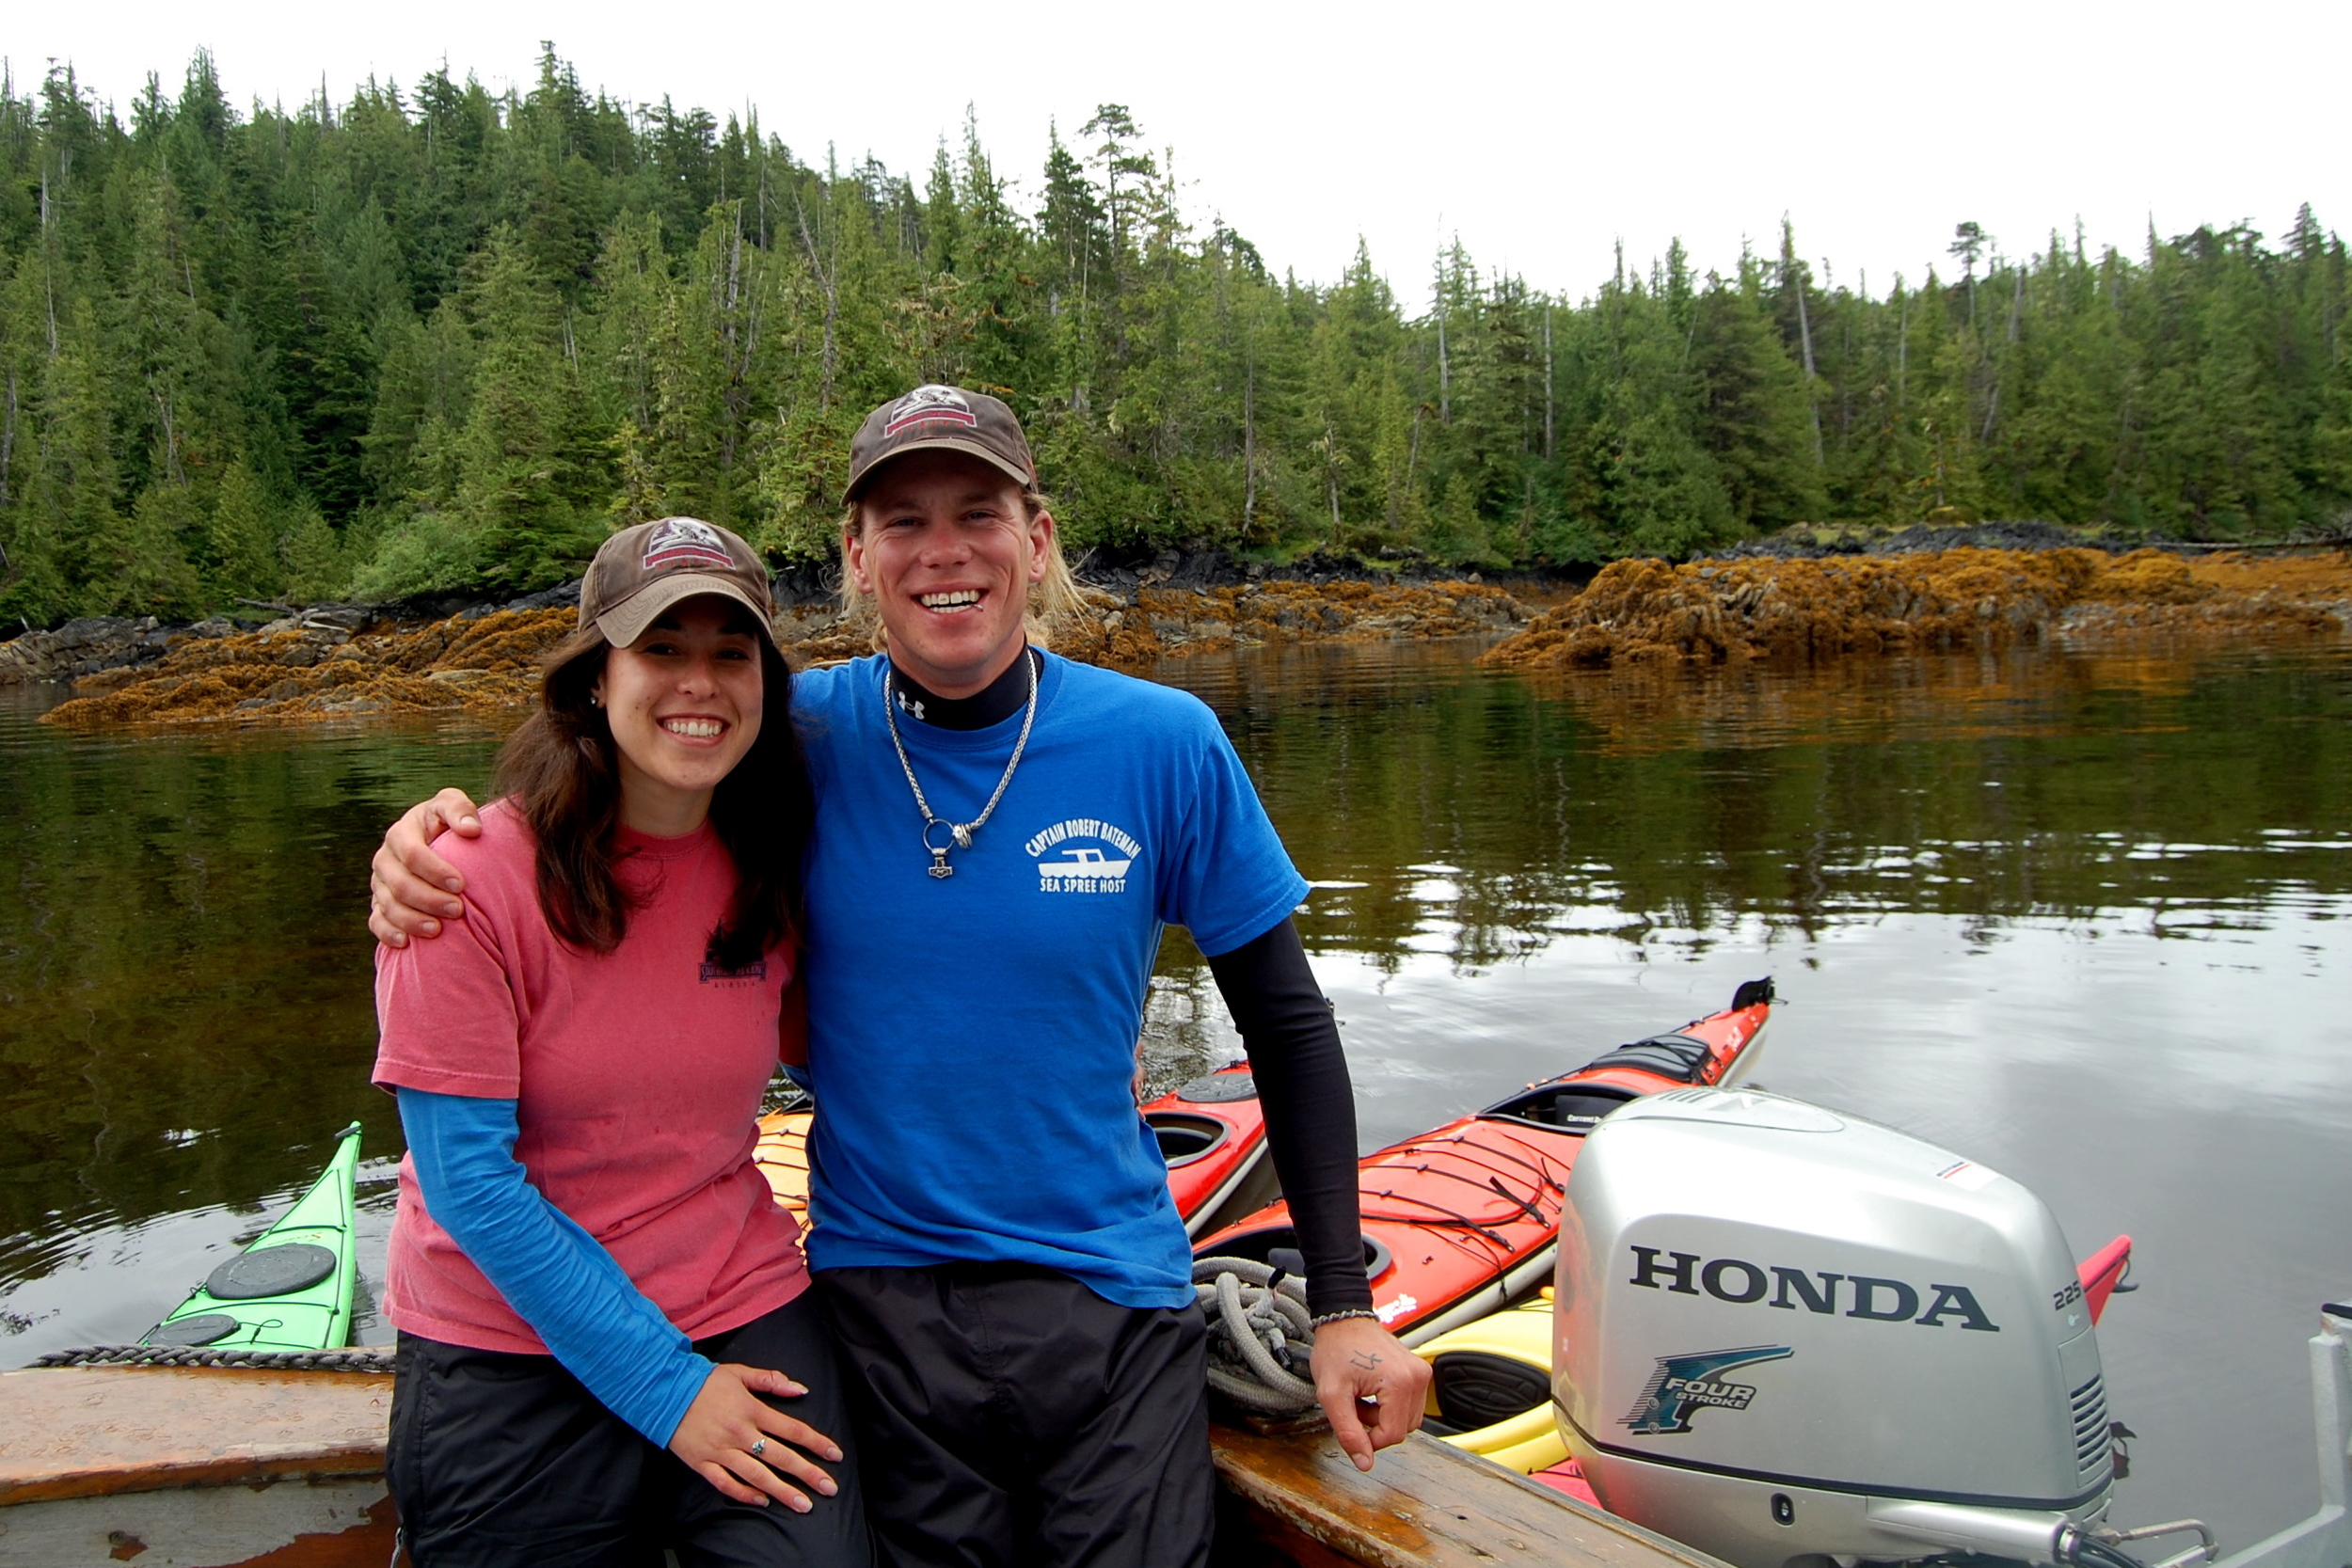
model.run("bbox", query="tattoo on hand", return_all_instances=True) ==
[1349,1352,1382,1370]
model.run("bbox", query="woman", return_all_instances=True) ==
[373,517,866,1568]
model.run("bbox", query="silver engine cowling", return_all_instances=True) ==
[1555,1088,2115,1568]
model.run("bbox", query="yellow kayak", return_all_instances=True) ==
[1414,1290,1561,1474]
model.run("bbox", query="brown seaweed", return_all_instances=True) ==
[1478,548,2352,673]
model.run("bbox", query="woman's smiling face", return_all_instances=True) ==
[592,595,766,834]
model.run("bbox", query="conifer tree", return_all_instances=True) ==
[36,301,130,608]
[280,501,345,600]
[93,483,204,616]
[206,460,281,602]
[1690,263,1827,530]
[450,228,601,588]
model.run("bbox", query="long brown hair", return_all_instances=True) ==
[493,610,813,970]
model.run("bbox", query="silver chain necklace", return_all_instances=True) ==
[882,649,1040,879]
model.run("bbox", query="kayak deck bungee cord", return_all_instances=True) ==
[753,1101,814,1226]
[1193,978,1777,1349]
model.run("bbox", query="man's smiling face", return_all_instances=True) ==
[843,449,1054,699]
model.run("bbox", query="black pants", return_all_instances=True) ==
[389,1293,870,1568]
[818,1264,1214,1568]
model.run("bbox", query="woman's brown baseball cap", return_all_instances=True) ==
[580,517,779,650]
[845,384,1037,501]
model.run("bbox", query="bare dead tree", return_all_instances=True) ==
[1436,304,1450,423]
[0,366,16,512]
[1242,340,1256,534]
[793,194,838,414]
[1542,307,1555,461]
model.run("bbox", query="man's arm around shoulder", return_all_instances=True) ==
[371,788,485,946]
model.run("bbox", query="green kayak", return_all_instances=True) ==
[142,1121,365,1353]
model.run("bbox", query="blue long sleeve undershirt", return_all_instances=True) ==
[395,1087,713,1447]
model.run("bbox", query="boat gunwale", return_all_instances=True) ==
[0,1365,392,1509]
[1210,1424,1738,1568]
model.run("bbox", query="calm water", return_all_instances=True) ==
[3,637,2348,1548]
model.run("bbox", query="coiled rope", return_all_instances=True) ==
[1193,1257,1321,1415]
[34,1344,397,1371]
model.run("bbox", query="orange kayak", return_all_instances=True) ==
[1194,979,1776,1345]
[1141,1063,1277,1239]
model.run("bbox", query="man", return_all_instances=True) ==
[371,385,1428,1567]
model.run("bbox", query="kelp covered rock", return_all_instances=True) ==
[1053,579,1527,664]
[41,609,580,726]
[36,578,1534,729]
[1479,548,2351,671]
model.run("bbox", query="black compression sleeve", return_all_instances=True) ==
[1204,917,1373,1317]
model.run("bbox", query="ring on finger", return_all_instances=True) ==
[749,1438,767,1458]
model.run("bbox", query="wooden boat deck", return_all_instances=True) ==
[0,1365,396,1566]
[0,1364,1724,1568]
[0,1366,392,1506]
[1212,1425,1724,1568]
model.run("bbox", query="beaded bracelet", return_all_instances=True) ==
[1309,1307,1381,1329]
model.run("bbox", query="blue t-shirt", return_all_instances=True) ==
[792,651,1308,1307]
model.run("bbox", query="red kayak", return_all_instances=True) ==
[1140,1063,1279,1238]
[1194,978,1776,1346]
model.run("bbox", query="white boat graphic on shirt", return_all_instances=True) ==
[1038,847,1134,881]
[1026,819,1143,894]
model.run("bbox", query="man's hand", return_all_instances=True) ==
[667,1363,844,1511]
[369,788,485,947]
[1309,1315,1430,1472]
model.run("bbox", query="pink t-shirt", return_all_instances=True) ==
[373,800,807,1354]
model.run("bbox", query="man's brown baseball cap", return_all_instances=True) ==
[580,517,779,651]
[845,384,1036,501]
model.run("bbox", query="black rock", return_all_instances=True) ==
[1706,521,2138,562]
[50,615,153,651]
[497,580,583,613]
[771,562,838,606]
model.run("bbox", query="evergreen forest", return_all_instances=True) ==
[1,50,2347,626]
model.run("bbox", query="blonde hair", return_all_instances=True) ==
[836,487,1085,652]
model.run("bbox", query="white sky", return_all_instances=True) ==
[12,0,2347,311]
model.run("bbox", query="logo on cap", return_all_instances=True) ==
[883,385,977,437]
[642,517,735,573]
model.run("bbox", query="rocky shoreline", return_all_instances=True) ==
[9,538,2346,730]
[1479,546,2352,672]
[18,574,1529,728]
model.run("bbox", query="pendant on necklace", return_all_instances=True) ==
[923,820,958,879]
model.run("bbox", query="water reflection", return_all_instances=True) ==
[0,684,502,1342]
[1,637,2346,1550]
[1162,640,2351,976]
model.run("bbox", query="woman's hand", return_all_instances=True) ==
[1309,1316,1431,1472]
[370,789,485,946]
[668,1363,845,1511]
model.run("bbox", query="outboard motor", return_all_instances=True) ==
[1556,1088,2120,1568]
